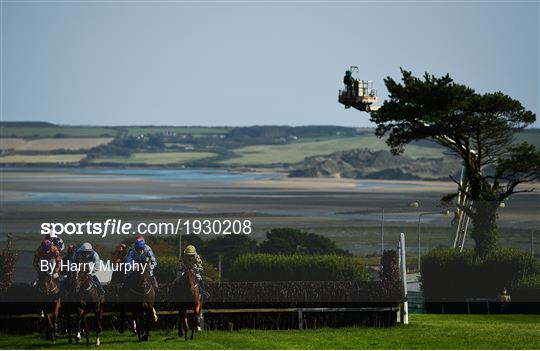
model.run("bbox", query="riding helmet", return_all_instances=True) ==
[41,240,52,253]
[184,245,197,256]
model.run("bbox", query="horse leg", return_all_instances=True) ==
[178,308,189,341]
[95,304,103,346]
[83,312,90,346]
[119,304,126,334]
[53,300,60,339]
[184,312,190,341]
[190,307,195,340]
[134,311,142,342]
[76,308,84,344]
[195,303,203,331]
[141,306,151,342]
[67,310,72,344]
[45,312,54,342]
[177,307,184,338]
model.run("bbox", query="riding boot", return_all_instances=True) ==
[93,276,105,296]
[197,277,210,298]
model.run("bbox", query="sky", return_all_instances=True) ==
[1,1,538,127]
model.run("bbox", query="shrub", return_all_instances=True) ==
[202,235,258,276]
[480,247,540,292]
[420,247,539,300]
[228,254,370,282]
[155,255,219,284]
[381,250,400,282]
[0,250,18,291]
[512,274,540,302]
[259,228,350,255]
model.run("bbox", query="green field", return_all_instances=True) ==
[0,127,117,138]
[515,130,540,149]
[89,152,217,165]
[221,136,445,166]
[125,127,230,136]
[0,154,85,164]
[1,315,539,349]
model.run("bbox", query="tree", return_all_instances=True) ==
[202,235,258,275]
[370,69,540,259]
[259,228,350,255]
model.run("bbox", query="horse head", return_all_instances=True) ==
[37,270,60,297]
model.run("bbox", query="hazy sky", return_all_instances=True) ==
[1,1,538,127]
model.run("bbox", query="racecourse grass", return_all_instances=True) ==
[1,315,539,349]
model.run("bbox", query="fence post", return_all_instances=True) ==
[399,233,408,324]
[297,308,304,330]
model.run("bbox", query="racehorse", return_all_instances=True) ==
[35,270,61,342]
[123,266,156,342]
[68,268,104,346]
[173,268,203,340]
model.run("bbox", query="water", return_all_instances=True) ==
[355,181,427,189]
[0,166,271,182]
[0,167,274,204]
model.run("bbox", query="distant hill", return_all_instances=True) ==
[289,148,462,180]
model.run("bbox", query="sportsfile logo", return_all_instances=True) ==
[41,218,253,238]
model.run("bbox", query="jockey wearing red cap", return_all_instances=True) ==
[112,243,127,264]
[33,239,62,277]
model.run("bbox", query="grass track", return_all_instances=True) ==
[1,315,539,349]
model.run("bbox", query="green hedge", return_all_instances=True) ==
[228,254,370,282]
[512,274,540,302]
[421,248,539,300]
[155,255,219,284]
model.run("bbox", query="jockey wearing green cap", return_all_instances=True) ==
[176,245,208,297]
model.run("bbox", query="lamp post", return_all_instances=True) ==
[380,208,384,254]
[417,210,450,272]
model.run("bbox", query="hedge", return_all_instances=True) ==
[229,254,370,282]
[512,274,540,302]
[0,250,18,291]
[420,247,539,300]
[155,255,219,284]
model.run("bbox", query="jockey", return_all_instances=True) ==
[74,242,105,295]
[125,235,158,288]
[177,245,208,297]
[44,234,65,252]
[112,243,128,264]
[65,244,77,262]
[33,239,62,278]
[59,244,78,293]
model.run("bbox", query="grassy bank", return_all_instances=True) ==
[87,151,218,165]
[221,136,444,166]
[1,315,539,349]
[0,154,86,164]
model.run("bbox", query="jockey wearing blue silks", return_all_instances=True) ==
[125,235,158,288]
